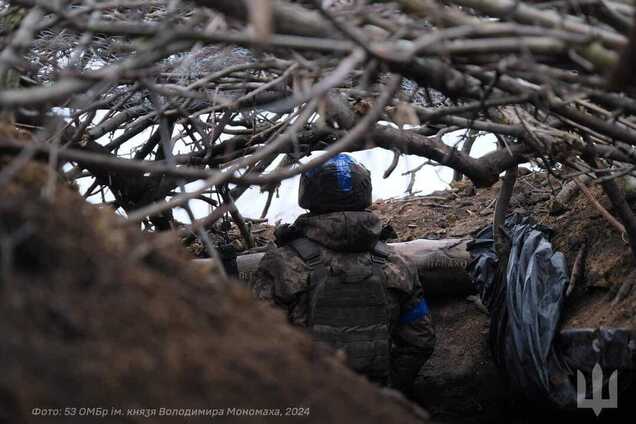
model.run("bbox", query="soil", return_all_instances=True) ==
[371,171,636,422]
[0,133,428,423]
[371,171,636,329]
[413,298,510,424]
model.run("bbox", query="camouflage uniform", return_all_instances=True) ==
[253,210,435,394]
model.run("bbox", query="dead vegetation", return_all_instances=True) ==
[3,0,636,264]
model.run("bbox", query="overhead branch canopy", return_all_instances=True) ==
[2,0,636,247]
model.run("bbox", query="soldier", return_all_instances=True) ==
[253,153,435,395]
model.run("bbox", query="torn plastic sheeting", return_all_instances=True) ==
[467,214,635,408]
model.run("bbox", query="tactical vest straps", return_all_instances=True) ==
[371,241,389,264]
[290,238,390,267]
[289,238,323,269]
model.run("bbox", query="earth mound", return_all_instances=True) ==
[0,134,427,423]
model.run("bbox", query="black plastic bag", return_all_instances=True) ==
[467,214,635,408]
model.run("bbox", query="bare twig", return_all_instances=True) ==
[573,176,626,237]
[493,166,517,258]
[567,241,587,297]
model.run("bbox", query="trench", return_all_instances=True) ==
[219,235,636,424]
[413,290,635,423]
[414,294,636,424]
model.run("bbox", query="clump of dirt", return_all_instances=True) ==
[0,147,427,422]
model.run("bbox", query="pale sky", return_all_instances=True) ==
[70,110,497,224]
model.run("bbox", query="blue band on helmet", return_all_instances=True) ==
[399,298,430,324]
[302,153,358,192]
[325,154,354,192]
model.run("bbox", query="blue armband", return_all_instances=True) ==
[399,298,430,324]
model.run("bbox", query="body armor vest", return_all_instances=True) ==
[289,238,391,384]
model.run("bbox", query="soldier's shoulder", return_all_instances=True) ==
[260,243,300,265]
[380,244,418,293]
[258,243,312,275]
[255,243,314,300]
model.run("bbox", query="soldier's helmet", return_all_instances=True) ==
[298,153,372,213]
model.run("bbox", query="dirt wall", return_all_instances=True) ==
[0,149,428,423]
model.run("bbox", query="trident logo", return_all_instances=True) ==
[576,363,618,416]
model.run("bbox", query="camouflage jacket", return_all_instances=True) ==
[253,211,435,394]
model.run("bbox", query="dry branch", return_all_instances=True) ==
[1,0,636,257]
